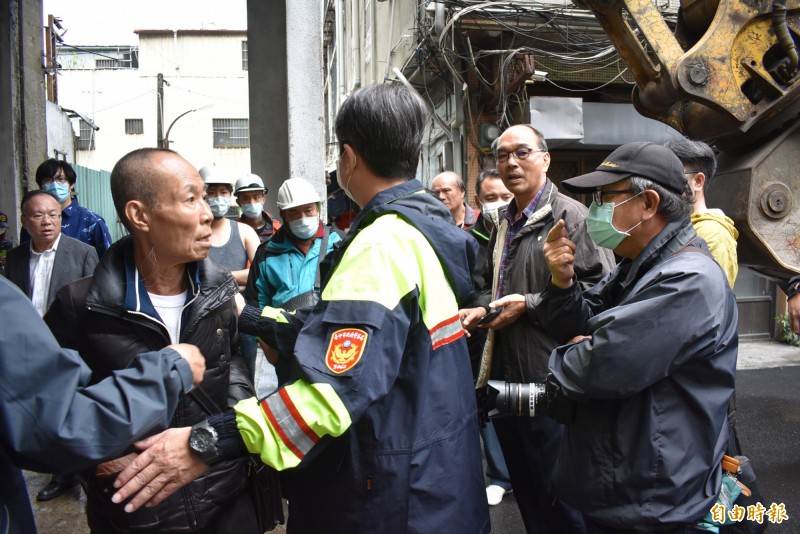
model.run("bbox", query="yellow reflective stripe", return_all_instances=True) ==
[260,306,290,323]
[321,214,461,341]
[234,381,352,470]
[321,215,413,309]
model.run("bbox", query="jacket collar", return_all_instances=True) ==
[340,179,477,307]
[86,236,235,317]
[122,247,200,317]
[349,179,422,232]
[619,217,697,289]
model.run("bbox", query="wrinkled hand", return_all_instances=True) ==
[111,427,207,512]
[459,307,487,331]
[789,294,800,334]
[484,295,526,330]
[544,219,575,289]
[168,344,206,387]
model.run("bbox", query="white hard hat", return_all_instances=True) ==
[276,178,320,210]
[199,164,232,187]
[234,173,266,195]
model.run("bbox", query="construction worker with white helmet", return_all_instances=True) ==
[200,164,262,381]
[243,177,340,383]
[234,173,280,242]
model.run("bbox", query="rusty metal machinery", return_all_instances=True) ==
[574,0,800,278]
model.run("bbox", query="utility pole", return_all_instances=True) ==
[157,73,164,148]
[44,15,62,104]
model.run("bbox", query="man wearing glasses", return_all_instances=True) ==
[460,124,614,533]
[4,190,99,500]
[20,159,113,258]
[533,142,737,532]
[5,190,98,317]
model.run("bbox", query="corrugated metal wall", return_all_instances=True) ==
[74,165,127,242]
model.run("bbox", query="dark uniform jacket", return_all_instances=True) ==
[236,180,490,533]
[476,179,615,384]
[535,218,738,529]
[45,237,255,533]
[0,277,194,534]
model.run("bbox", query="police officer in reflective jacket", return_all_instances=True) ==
[111,84,491,534]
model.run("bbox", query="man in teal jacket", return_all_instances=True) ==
[244,177,340,312]
[111,83,491,534]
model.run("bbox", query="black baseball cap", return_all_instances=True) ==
[562,142,686,194]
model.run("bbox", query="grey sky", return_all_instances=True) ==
[43,0,247,46]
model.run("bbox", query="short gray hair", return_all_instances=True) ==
[629,176,693,221]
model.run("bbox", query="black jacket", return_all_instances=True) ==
[0,277,194,534]
[45,237,256,533]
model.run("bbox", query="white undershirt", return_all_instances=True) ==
[148,290,188,344]
[29,233,61,316]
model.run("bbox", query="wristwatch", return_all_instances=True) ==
[188,420,220,465]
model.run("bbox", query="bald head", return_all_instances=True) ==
[111,148,185,233]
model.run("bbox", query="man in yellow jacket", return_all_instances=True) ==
[667,137,739,288]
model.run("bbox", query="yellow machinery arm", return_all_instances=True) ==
[575,0,800,279]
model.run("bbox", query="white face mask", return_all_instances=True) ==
[207,197,231,219]
[289,216,319,240]
[241,202,263,219]
[480,200,510,227]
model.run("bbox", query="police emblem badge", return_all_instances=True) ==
[325,328,368,374]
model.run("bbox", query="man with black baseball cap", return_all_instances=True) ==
[530,141,739,532]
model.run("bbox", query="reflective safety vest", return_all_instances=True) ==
[234,180,489,533]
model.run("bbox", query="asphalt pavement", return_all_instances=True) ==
[25,340,800,533]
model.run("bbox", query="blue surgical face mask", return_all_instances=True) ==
[241,202,263,219]
[207,197,231,219]
[289,216,319,240]
[43,181,70,203]
[586,192,644,250]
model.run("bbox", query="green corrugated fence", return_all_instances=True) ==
[74,165,127,243]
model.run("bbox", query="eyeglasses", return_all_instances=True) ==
[494,147,546,164]
[40,175,69,185]
[683,170,699,175]
[591,189,637,206]
[24,212,62,222]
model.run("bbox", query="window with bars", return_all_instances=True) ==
[77,119,95,150]
[213,118,250,148]
[242,41,248,70]
[125,118,144,135]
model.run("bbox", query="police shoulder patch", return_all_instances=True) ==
[325,328,368,374]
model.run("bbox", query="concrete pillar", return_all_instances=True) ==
[0,0,47,242]
[246,0,325,218]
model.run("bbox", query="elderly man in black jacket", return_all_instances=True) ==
[45,148,260,534]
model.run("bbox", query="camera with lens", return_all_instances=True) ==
[485,374,577,424]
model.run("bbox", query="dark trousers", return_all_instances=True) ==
[2,467,37,534]
[493,415,585,534]
[585,518,711,534]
